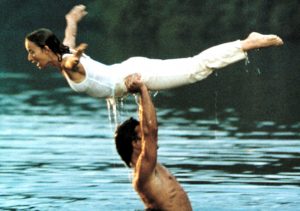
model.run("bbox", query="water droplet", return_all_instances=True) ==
[244,55,250,73]
[245,55,250,65]
[256,68,261,75]
[152,91,159,97]
[214,91,219,139]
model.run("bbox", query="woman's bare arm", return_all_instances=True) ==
[61,43,88,70]
[63,5,87,49]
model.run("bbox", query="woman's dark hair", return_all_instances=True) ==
[115,117,140,167]
[26,28,70,60]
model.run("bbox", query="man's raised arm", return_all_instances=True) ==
[125,74,158,180]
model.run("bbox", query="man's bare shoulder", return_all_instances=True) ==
[133,163,192,211]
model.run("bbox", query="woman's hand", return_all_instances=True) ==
[62,43,88,71]
[63,5,87,48]
[65,4,88,24]
[74,43,88,58]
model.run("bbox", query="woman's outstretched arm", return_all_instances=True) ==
[63,5,87,49]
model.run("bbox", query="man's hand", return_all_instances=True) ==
[125,73,146,93]
[65,5,88,24]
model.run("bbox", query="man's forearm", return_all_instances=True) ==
[139,85,157,135]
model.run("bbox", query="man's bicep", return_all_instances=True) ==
[136,150,157,183]
[138,136,158,178]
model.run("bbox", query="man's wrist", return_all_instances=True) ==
[139,84,148,93]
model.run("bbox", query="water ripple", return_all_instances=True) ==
[1,74,300,210]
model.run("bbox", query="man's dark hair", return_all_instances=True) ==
[115,117,140,167]
[26,28,70,60]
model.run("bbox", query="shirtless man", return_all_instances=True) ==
[115,74,192,211]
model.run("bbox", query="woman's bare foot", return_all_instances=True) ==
[241,32,283,51]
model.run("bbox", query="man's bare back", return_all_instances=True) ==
[133,163,192,211]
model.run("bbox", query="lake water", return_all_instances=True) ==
[0,71,300,211]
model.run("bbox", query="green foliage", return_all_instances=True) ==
[1,0,299,70]
[270,0,300,40]
[84,0,299,52]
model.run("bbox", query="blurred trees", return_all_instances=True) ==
[82,0,300,61]
[0,0,299,70]
[85,0,300,42]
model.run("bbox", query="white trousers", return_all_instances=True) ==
[114,40,246,96]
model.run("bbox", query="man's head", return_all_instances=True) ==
[115,117,140,167]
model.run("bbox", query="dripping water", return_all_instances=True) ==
[214,90,219,139]
[245,52,263,75]
[244,55,250,73]
[213,71,219,139]
[106,91,160,131]
[256,67,261,75]
[106,97,122,131]
[152,91,159,97]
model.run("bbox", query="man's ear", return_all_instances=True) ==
[132,140,138,148]
[132,140,141,149]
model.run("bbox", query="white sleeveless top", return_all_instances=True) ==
[63,54,125,98]
[62,40,246,99]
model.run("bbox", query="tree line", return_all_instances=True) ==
[0,0,299,70]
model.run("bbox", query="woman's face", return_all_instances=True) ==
[25,39,51,69]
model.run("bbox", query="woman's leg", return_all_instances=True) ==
[138,33,283,91]
[137,40,246,90]
[114,33,283,96]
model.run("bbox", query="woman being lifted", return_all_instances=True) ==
[25,5,283,99]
